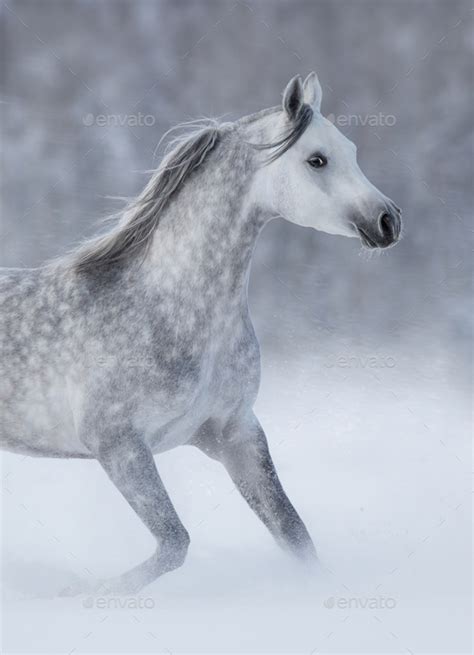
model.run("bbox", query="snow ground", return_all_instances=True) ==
[1,335,471,654]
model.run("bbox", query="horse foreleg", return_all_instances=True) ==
[195,412,317,561]
[62,433,189,596]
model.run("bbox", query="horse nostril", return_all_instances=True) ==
[379,212,394,240]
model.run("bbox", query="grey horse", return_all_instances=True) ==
[0,73,401,594]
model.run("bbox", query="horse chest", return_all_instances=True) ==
[139,313,260,451]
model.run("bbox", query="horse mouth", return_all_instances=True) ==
[356,226,379,249]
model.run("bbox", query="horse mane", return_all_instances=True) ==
[249,104,313,162]
[70,120,222,273]
[67,104,313,273]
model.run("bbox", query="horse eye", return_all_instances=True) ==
[307,154,327,169]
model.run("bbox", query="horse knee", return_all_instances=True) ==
[160,528,190,571]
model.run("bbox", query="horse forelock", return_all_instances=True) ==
[250,103,314,163]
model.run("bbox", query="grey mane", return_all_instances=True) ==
[68,104,313,273]
[71,121,223,273]
[252,104,313,162]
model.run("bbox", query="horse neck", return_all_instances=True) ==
[143,131,266,309]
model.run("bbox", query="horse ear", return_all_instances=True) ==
[282,74,304,120]
[303,71,322,112]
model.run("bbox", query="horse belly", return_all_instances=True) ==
[1,370,90,458]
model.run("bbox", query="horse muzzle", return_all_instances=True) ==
[353,204,402,249]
